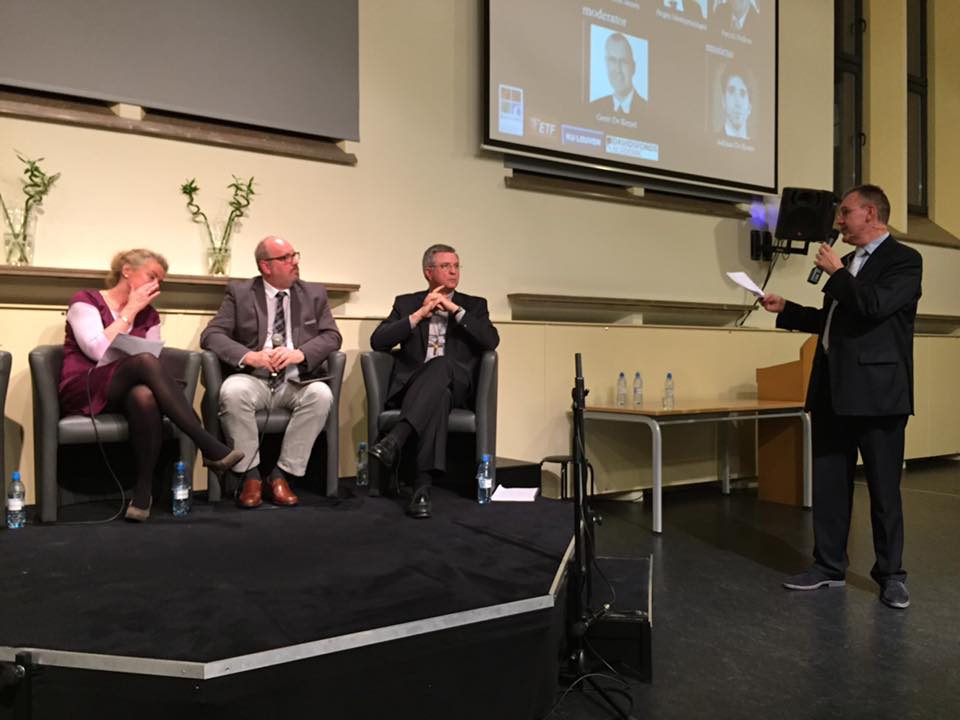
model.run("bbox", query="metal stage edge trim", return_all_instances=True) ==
[0,539,576,681]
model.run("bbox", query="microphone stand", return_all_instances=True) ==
[566,353,631,719]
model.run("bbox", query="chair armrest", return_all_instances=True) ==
[159,347,200,404]
[475,350,498,467]
[0,351,10,497]
[158,347,200,482]
[28,345,64,523]
[360,351,394,443]
[199,350,224,441]
[322,351,346,496]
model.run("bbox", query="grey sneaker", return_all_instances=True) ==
[783,568,846,591]
[880,580,910,609]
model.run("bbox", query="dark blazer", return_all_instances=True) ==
[200,277,342,379]
[777,236,922,416]
[370,291,500,403]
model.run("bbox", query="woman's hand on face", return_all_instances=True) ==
[125,279,161,316]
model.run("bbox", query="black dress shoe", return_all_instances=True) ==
[369,435,400,469]
[406,487,431,519]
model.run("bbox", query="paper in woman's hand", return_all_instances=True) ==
[96,334,164,367]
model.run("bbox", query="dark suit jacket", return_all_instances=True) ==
[369,291,500,403]
[777,236,922,416]
[200,277,342,379]
[590,90,646,118]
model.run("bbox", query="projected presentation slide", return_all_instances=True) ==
[486,0,777,193]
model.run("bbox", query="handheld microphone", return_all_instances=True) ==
[269,333,285,388]
[807,229,841,284]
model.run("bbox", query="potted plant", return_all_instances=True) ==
[0,152,60,266]
[181,175,255,275]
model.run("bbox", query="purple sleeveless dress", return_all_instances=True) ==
[58,290,160,417]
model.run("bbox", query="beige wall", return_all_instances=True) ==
[2,0,960,502]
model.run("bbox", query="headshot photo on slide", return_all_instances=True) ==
[712,62,755,140]
[588,26,649,118]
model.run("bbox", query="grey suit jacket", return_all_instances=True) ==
[200,277,342,379]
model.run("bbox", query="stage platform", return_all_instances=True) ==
[0,485,574,719]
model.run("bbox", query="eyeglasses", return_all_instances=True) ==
[264,252,301,264]
[431,263,461,272]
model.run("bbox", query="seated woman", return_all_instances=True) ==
[59,249,243,521]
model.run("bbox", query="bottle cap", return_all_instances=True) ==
[12,471,20,482]
[359,441,367,449]
[175,461,186,471]
[482,453,491,462]
[667,372,673,379]
[618,371,625,377]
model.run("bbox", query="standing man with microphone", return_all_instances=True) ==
[760,185,922,609]
[202,236,342,508]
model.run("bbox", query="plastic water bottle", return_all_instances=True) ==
[633,371,644,408]
[616,372,627,407]
[172,461,191,517]
[356,441,369,488]
[662,372,675,410]
[477,454,494,504]
[6,471,26,529]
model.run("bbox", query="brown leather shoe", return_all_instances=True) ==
[237,478,263,508]
[266,476,299,506]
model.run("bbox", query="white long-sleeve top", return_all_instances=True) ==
[66,301,162,362]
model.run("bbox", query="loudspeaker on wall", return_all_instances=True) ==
[774,187,836,242]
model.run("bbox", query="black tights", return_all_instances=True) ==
[105,353,229,508]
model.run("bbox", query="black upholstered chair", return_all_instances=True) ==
[199,350,345,501]
[0,350,11,500]
[360,350,497,491]
[28,345,201,523]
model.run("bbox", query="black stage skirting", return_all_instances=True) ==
[0,486,574,719]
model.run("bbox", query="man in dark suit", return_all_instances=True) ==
[368,244,500,518]
[589,33,646,118]
[201,236,342,508]
[761,185,922,609]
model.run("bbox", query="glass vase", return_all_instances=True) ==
[3,208,36,266]
[207,244,231,276]
[203,222,231,276]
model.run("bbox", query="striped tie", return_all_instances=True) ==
[273,291,287,347]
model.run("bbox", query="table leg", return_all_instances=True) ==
[639,417,663,534]
[718,421,731,495]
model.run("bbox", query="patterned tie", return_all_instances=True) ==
[273,291,287,347]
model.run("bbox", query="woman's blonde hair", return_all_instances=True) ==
[104,249,169,288]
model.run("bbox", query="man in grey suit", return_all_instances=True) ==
[201,236,342,508]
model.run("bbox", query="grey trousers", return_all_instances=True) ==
[218,374,333,476]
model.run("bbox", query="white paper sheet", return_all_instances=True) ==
[491,485,539,502]
[726,271,765,298]
[96,333,164,367]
